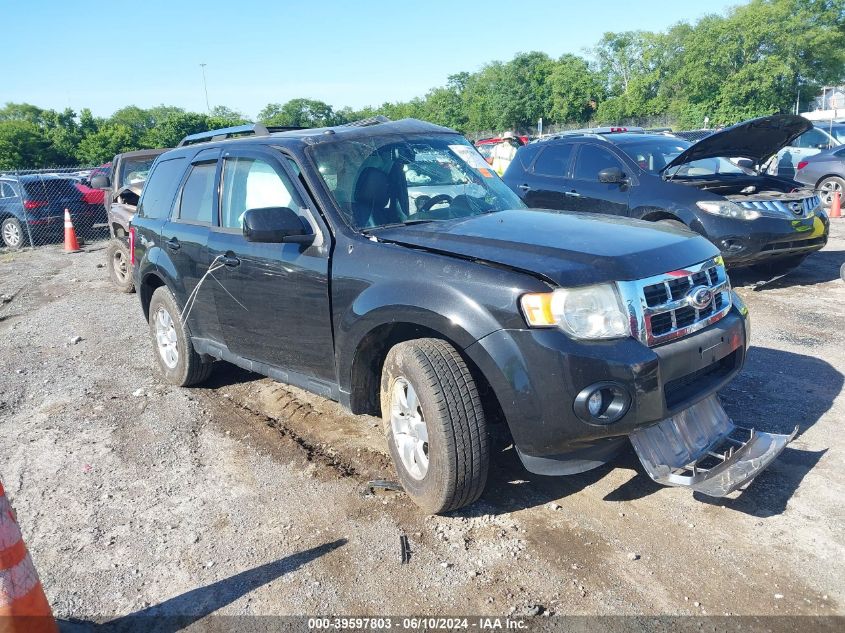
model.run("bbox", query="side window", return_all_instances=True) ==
[219,157,300,230]
[573,145,623,181]
[796,129,831,149]
[137,157,186,219]
[0,183,12,198]
[177,162,217,225]
[533,144,574,177]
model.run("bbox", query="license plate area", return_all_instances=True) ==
[630,395,796,497]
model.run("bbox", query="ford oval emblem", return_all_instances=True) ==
[688,286,713,310]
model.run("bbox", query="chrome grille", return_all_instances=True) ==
[617,257,732,347]
[736,194,820,218]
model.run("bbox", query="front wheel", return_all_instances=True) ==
[147,286,213,386]
[380,338,489,514]
[106,239,135,293]
[750,254,808,277]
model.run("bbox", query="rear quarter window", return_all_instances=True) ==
[137,157,187,219]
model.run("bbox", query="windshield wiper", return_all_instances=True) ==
[361,219,439,232]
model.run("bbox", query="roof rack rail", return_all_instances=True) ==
[339,115,391,128]
[177,123,271,147]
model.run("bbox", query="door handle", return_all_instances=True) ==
[165,237,180,250]
[565,190,583,198]
[518,184,531,191]
[220,254,240,267]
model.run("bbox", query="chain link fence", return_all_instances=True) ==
[0,166,109,252]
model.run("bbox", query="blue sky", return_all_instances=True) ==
[2,0,741,119]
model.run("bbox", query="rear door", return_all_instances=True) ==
[568,143,631,216]
[207,148,335,382]
[159,151,221,341]
[520,143,574,209]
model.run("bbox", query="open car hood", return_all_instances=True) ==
[662,114,813,173]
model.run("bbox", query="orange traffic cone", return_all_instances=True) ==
[830,191,842,219]
[63,209,81,253]
[0,481,58,633]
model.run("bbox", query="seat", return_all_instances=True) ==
[351,167,390,228]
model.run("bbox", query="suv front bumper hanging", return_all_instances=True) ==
[629,394,796,497]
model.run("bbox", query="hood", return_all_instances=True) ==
[662,114,813,173]
[370,210,719,286]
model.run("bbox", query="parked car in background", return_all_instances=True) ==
[90,149,169,292]
[794,144,845,207]
[128,118,793,513]
[503,114,829,276]
[768,124,840,179]
[0,174,93,250]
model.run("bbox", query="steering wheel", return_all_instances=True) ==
[417,194,453,214]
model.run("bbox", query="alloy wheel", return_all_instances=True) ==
[390,377,429,480]
[154,306,179,369]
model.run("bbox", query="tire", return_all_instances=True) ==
[148,286,213,387]
[817,175,845,207]
[1,217,27,250]
[750,254,808,277]
[106,239,135,293]
[380,338,489,514]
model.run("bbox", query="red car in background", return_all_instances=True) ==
[474,135,529,164]
[75,163,111,205]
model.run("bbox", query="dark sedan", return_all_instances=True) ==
[794,145,845,207]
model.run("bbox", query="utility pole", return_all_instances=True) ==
[199,63,210,113]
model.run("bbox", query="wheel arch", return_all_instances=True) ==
[346,318,506,429]
[815,173,845,188]
[139,271,168,320]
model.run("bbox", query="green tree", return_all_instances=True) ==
[548,55,604,123]
[141,112,210,148]
[0,120,54,169]
[258,99,339,127]
[75,124,135,164]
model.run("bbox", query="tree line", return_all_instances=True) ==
[0,0,842,169]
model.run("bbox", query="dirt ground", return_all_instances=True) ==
[0,223,843,628]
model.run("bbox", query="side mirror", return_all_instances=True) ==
[242,207,315,245]
[598,167,626,184]
[90,174,110,189]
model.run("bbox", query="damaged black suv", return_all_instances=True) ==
[130,118,793,513]
[504,115,830,275]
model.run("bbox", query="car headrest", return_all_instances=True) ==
[353,167,390,209]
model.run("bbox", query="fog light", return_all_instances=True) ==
[574,382,631,425]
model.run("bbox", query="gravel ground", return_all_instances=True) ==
[0,224,843,629]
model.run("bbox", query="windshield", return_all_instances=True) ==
[309,134,524,230]
[119,157,159,188]
[619,138,749,177]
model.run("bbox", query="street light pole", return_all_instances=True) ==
[200,63,210,113]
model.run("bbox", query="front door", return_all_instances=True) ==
[207,149,335,382]
[567,143,631,216]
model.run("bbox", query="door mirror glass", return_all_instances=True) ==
[598,167,626,184]
[242,206,315,244]
[90,174,110,189]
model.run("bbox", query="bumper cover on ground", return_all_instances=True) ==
[630,394,796,497]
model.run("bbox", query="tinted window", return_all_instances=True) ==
[177,162,217,224]
[533,144,573,176]
[220,158,299,229]
[0,182,15,198]
[573,145,623,180]
[138,157,186,219]
[23,178,80,199]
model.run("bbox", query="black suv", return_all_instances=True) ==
[503,115,830,275]
[130,118,793,513]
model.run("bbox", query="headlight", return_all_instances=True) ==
[520,283,630,339]
[696,200,760,221]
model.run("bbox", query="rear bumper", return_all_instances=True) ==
[692,211,829,266]
[465,306,749,475]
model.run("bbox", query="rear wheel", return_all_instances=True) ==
[817,176,845,207]
[148,286,213,386]
[380,338,489,514]
[1,217,27,250]
[750,254,808,277]
[106,238,134,293]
